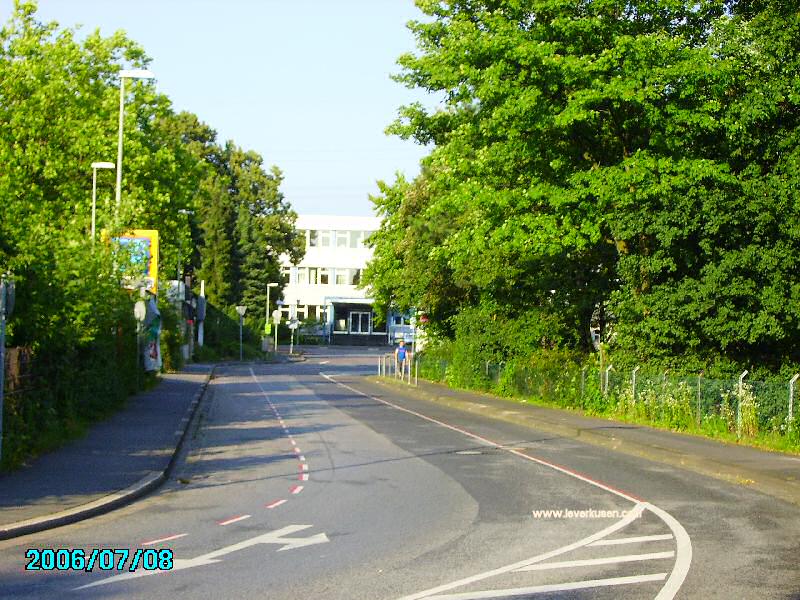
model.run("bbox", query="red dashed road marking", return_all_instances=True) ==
[218,514,251,526]
[290,485,304,495]
[141,533,188,546]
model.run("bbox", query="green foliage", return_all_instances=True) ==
[0,2,299,468]
[367,0,800,376]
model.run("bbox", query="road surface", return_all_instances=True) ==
[1,348,798,599]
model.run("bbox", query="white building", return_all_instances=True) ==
[280,214,402,345]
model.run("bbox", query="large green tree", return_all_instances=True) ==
[366,0,800,371]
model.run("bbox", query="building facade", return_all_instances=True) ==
[279,214,392,345]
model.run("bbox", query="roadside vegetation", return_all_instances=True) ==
[0,2,303,469]
[366,1,800,450]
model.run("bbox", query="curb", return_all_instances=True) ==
[369,376,800,507]
[0,367,215,541]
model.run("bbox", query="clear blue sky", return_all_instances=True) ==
[4,0,435,216]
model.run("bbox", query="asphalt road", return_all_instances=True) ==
[1,349,799,599]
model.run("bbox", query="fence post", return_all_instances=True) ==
[377,355,381,376]
[604,365,613,396]
[415,356,419,387]
[632,366,640,403]
[737,370,748,437]
[485,361,489,377]
[581,366,587,398]
[789,374,799,426]
[697,371,703,428]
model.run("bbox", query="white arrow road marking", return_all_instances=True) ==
[415,573,668,600]
[74,525,329,590]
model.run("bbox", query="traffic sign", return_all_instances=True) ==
[272,309,281,325]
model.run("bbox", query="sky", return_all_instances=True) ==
[3,0,436,216]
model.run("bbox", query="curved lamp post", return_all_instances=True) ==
[115,68,155,221]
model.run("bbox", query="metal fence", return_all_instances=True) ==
[405,354,800,441]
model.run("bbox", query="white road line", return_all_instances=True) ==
[290,485,304,494]
[300,463,309,472]
[294,447,302,454]
[266,499,288,509]
[218,514,251,526]
[319,374,694,600]
[141,533,188,546]
[516,551,675,571]
[418,573,668,599]
[299,455,306,461]
[300,473,309,481]
[590,534,674,547]
[397,506,646,600]
[646,502,693,600]
[320,360,330,364]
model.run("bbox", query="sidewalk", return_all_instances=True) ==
[0,364,212,539]
[372,376,800,507]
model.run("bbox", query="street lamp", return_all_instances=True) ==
[90,161,115,243]
[235,305,247,361]
[115,68,155,220]
[266,282,279,352]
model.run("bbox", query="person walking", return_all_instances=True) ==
[395,340,409,380]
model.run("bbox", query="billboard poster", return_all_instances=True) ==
[115,230,159,295]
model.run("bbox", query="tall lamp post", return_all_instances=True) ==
[90,162,115,243]
[115,68,155,221]
[236,305,247,362]
[266,282,279,352]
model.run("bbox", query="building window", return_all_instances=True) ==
[349,230,361,248]
[281,266,291,284]
[336,231,348,248]
[309,267,318,285]
[335,269,348,285]
[350,311,371,333]
[320,230,331,247]
[394,316,404,326]
[320,268,329,285]
[309,230,318,247]
[307,305,318,320]
[335,317,347,332]
[351,268,361,286]
[296,267,308,285]
[361,231,374,247]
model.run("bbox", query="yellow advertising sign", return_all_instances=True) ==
[116,229,159,295]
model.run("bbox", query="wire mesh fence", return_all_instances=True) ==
[404,354,800,442]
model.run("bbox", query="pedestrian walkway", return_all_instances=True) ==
[371,376,800,507]
[0,364,212,539]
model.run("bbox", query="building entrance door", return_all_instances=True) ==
[349,311,371,334]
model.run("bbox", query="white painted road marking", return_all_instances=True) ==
[266,499,287,509]
[396,506,646,600]
[290,485,304,494]
[218,514,251,526]
[416,573,668,599]
[319,373,693,600]
[141,533,188,546]
[590,533,674,547]
[75,525,329,590]
[516,551,675,571]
